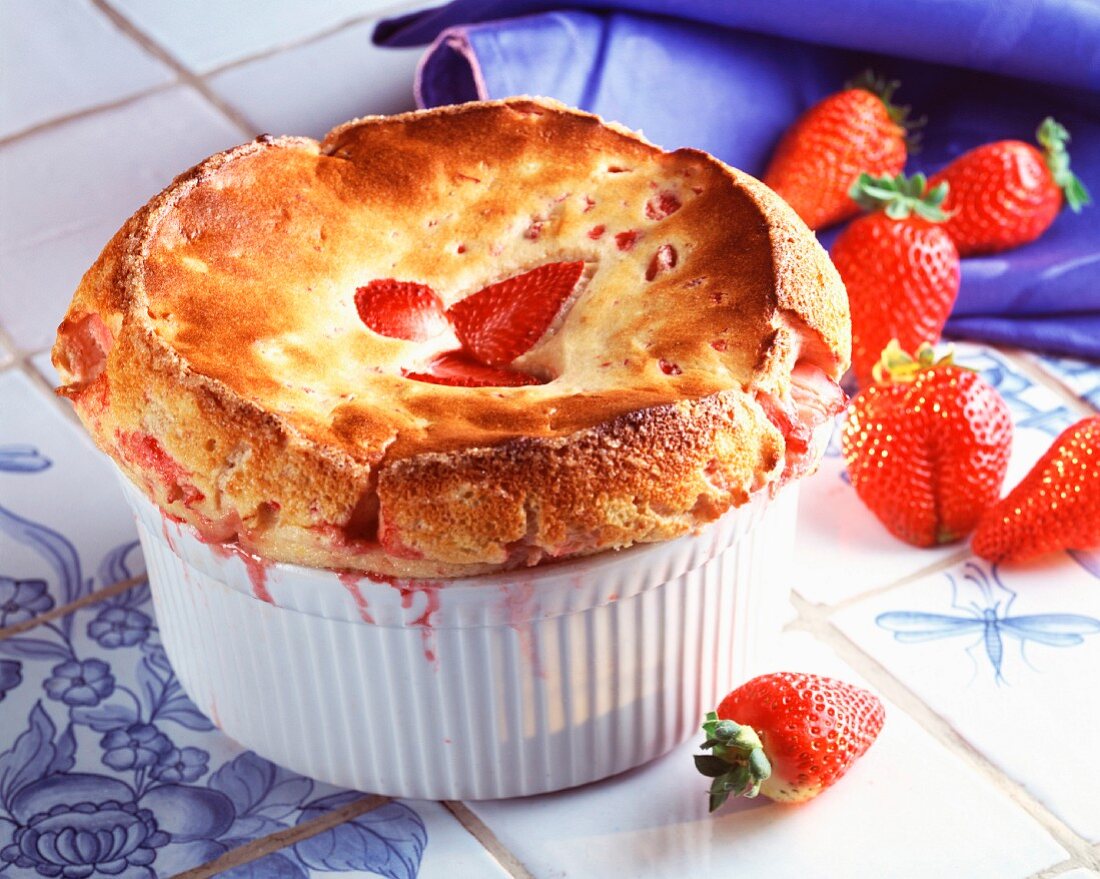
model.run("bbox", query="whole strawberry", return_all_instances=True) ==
[973,416,1100,563]
[763,71,913,230]
[930,117,1091,256]
[843,342,1012,547]
[695,672,884,808]
[833,172,960,385]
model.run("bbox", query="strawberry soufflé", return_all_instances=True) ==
[49,98,852,799]
[53,98,848,579]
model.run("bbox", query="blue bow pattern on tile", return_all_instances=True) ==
[0,445,428,878]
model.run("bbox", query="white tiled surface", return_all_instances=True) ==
[471,634,1068,879]
[834,556,1100,841]
[0,0,173,139]
[107,0,412,72]
[2,5,1100,877]
[209,19,421,139]
[0,87,244,351]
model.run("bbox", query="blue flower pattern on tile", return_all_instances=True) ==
[0,446,429,878]
[955,349,1076,436]
[1040,355,1100,410]
[0,661,21,699]
[0,579,54,628]
[876,562,1100,683]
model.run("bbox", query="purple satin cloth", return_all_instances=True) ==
[376,2,1100,359]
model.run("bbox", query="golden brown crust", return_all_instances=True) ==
[53,98,849,576]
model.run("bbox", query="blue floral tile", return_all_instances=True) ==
[833,555,1100,841]
[0,585,434,878]
[236,801,510,879]
[792,344,1079,607]
[952,344,1078,437]
[0,371,145,611]
[1035,353,1100,412]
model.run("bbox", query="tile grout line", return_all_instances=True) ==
[0,0,429,152]
[0,573,146,640]
[18,355,86,430]
[0,82,177,149]
[443,800,539,879]
[173,794,391,878]
[788,593,1100,873]
[798,545,974,616]
[1025,857,1097,879]
[1000,347,1098,416]
[87,0,256,139]
[197,0,431,78]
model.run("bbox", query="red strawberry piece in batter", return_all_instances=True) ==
[355,279,448,342]
[404,350,541,387]
[447,261,585,366]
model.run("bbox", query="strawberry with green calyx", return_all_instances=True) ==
[843,341,1012,548]
[931,117,1092,256]
[833,172,960,385]
[694,713,773,809]
[763,71,915,230]
[695,672,885,810]
[973,415,1100,564]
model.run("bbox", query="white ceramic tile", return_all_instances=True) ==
[1036,353,1100,411]
[29,351,59,389]
[0,0,172,139]
[0,370,143,611]
[793,345,1078,606]
[0,586,439,878]
[0,86,243,351]
[469,632,1066,879]
[833,556,1100,840]
[106,0,414,73]
[208,18,421,140]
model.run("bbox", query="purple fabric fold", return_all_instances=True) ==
[379,3,1100,359]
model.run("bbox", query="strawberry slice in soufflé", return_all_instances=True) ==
[51,98,850,799]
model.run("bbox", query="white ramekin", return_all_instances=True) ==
[120,477,798,800]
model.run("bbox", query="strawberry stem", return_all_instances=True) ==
[846,70,925,150]
[1036,117,1092,214]
[849,172,949,222]
[871,339,965,385]
[694,711,772,811]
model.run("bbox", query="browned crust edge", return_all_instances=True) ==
[52,97,849,577]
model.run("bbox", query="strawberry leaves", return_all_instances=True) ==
[695,711,772,812]
[1036,117,1092,213]
[849,172,949,222]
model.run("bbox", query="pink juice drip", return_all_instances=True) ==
[158,513,178,554]
[501,581,544,678]
[337,572,376,624]
[209,542,274,604]
[396,580,442,664]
